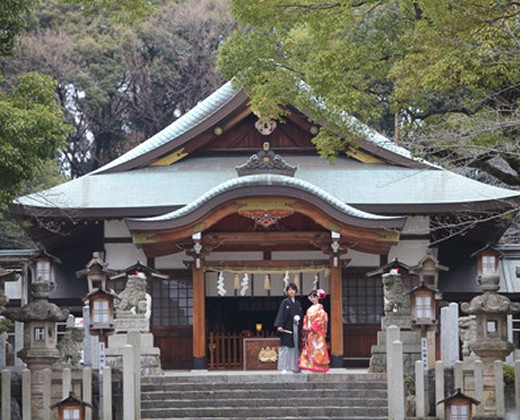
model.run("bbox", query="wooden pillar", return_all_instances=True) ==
[330,257,344,368]
[192,258,206,369]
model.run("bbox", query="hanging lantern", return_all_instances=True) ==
[233,273,240,290]
[264,273,271,291]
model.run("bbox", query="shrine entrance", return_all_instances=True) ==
[204,267,331,370]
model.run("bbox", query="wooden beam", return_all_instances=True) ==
[329,257,344,367]
[204,259,332,272]
[192,258,206,369]
[204,231,331,246]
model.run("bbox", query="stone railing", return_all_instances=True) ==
[0,343,140,420]
[387,325,520,419]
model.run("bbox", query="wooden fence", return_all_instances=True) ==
[208,331,277,370]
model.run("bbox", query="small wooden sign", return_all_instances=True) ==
[243,338,279,370]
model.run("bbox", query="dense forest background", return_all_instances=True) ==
[0,0,233,248]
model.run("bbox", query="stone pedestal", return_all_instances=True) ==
[369,327,422,376]
[114,312,149,332]
[107,310,162,376]
[382,314,413,329]
[106,332,162,376]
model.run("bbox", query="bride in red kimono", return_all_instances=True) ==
[298,289,330,372]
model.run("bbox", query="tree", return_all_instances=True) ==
[0,159,65,249]
[0,72,68,205]
[1,0,233,177]
[218,1,520,187]
[0,0,153,207]
[0,0,38,56]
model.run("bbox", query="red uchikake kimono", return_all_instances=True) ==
[298,303,330,372]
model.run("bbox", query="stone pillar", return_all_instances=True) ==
[440,303,459,367]
[0,332,6,368]
[82,304,92,366]
[387,326,405,420]
[14,321,24,366]
[122,345,135,420]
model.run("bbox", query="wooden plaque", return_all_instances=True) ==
[243,338,279,370]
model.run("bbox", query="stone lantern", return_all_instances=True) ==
[10,279,69,418]
[461,271,520,414]
[51,391,92,420]
[410,282,438,326]
[437,388,480,420]
[409,282,439,369]
[84,288,116,343]
[410,251,448,290]
[409,252,448,369]
[76,252,115,293]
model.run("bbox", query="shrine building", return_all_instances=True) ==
[9,81,520,370]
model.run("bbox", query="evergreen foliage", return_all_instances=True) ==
[218,1,520,186]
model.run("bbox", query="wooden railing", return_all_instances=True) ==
[208,331,276,370]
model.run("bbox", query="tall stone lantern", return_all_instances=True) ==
[10,279,69,419]
[461,272,520,415]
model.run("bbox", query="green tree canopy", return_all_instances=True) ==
[1,0,233,177]
[218,0,520,186]
[0,72,68,205]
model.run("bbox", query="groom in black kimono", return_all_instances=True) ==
[274,282,303,373]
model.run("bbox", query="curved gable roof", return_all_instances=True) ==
[94,80,429,175]
[126,173,405,231]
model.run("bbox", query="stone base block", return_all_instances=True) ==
[369,330,421,376]
[106,352,163,376]
[106,332,163,376]
[382,314,413,329]
[108,332,155,349]
[114,312,149,333]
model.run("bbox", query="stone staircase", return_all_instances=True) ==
[141,370,388,419]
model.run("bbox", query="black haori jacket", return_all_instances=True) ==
[274,297,303,348]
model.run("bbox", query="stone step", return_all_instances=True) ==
[140,406,388,418]
[141,396,388,409]
[141,371,385,385]
[140,371,388,419]
[142,388,387,400]
[141,381,386,392]
[143,417,388,420]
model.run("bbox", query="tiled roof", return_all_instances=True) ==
[130,173,401,224]
[14,156,520,212]
[93,80,428,174]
